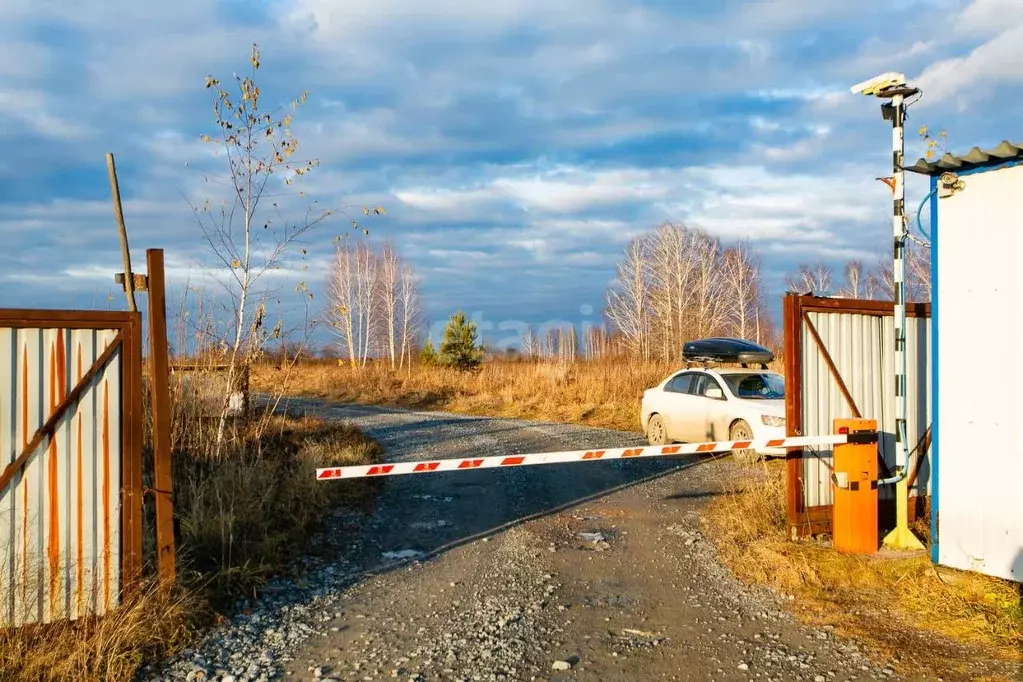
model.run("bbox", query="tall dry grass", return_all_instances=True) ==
[1,366,382,682]
[0,582,199,682]
[704,461,1023,675]
[252,357,785,431]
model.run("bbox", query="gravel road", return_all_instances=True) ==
[141,399,998,682]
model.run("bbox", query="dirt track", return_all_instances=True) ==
[144,399,1011,682]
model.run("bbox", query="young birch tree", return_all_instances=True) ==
[327,244,359,365]
[194,45,324,452]
[398,262,421,370]
[353,243,379,365]
[378,242,400,369]
[192,44,386,452]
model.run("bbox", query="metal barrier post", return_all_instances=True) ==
[832,418,880,554]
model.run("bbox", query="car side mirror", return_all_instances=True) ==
[705,387,724,400]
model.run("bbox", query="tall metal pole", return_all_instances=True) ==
[891,92,908,475]
[882,92,924,551]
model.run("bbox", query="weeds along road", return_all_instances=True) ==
[145,398,905,682]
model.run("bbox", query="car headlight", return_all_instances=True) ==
[761,415,785,427]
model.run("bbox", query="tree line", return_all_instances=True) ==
[600,221,931,361]
[320,223,931,368]
[785,240,930,302]
[603,222,769,361]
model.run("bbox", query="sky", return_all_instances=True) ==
[2,0,1022,351]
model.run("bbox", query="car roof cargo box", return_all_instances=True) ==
[682,337,775,365]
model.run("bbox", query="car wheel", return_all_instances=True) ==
[729,419,760,464]
[646,414,670,446]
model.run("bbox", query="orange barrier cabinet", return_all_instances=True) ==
[831,418,880,554]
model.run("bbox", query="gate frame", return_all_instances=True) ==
[0,308,144,594]
[783,293,931,537]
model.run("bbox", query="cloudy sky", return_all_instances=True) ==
[2,0,1021,347]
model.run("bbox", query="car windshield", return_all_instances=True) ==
[722,373,785,400]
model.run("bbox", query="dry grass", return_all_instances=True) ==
[705,461,1023,676]
[0,581,199,682]
[252,358,783,432]
[1,369,382,682]
[173,414,383,603]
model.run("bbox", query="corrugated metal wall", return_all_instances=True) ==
[800,311,932,507]
[0,327,123,627]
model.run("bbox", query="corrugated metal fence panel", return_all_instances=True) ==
[0,327,122,627]
[801,311,931,508]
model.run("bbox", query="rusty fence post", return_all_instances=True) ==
[146,249,176,585]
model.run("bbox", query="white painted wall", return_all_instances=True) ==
[936,162,1023,581]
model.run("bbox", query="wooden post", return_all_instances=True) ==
[106,153,138,313]
[783,293,805,538]
[146,249,176,584]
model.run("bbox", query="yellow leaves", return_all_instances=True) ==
[200,134,212,143]
[250,43,260,70]
[231,259,240,269]
[918,125,928,137]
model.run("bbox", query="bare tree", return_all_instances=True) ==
[721,239,760,339]
[521,325,539,358]
[354,244,380,364]
[398,262,421,370]
[584,325,611,360]
[691,230,728,339]
[786,262,833,295]
[604,236,651,359]
[327,244,359,365]
[378,242,400,369]
[907,242,931,302]
[605,222,764,358]
[839,260,866,298]
[871,255,896,301]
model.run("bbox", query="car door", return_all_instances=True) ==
[658,371,699,441]
[686,373,730,442]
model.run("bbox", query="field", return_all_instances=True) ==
[0,369,383,682]
[250,357,784,432]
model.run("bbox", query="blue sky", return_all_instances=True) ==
[2,0,1022,348]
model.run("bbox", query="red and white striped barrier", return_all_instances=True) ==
[315,433,850,481]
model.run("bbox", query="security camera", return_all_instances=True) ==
[850,72,907,96]
[938,171,966,198]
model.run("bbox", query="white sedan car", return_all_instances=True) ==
[640,367,786,462]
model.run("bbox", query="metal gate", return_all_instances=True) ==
[783,294,932,537]
[0,309,142,627]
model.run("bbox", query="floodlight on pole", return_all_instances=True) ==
[852,71,923,551]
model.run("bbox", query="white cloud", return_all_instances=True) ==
[915,23,1023,103]
[0,90,91,140]
[957,0,1023,36]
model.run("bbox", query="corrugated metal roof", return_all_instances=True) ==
[906,139,1023,176]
